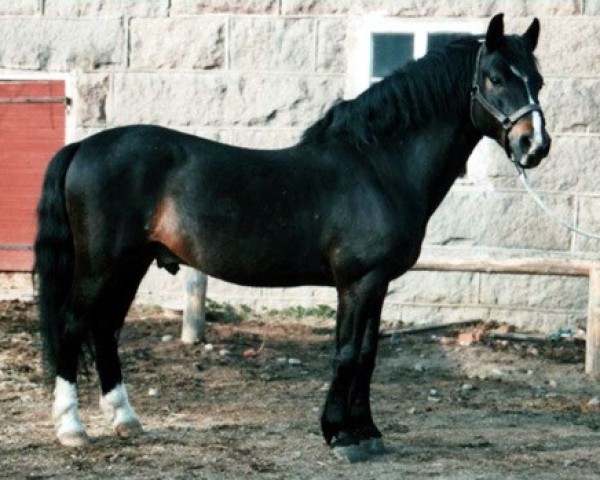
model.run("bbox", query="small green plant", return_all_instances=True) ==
[204,300,335,323]
[279,304,336,320]
[205,298,251,323]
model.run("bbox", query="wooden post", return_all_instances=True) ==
[585,268,600,378]
[181,269,208,344]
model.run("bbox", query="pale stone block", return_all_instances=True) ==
[230,18,315,72]
[534,309,587,333]
[487,308,584,334]
[44,0,169,16]
[490,307,585,335]
[464,137,513,188]
[130,18,225,70]
[0,0,40,15]
[468,135,600,194]
[381,302,402,322]
[523,0,582,15]
[75,73,110,126]
[281,287,321,300]
[111,73,344,129]
[282,0,524,17]
[283,0,579,16]
[170,0,278,14]
[0,273,35,301]
[71,127,107,142]
[529,18,600,76]
[223,75,344,128]
[230,129,302,149]
[121,0,170,16]
[388,271,479,305]
[487,308,538,332]
[317,19,346,74]
[425,189,573,250]
[585,0,600,14]
[0,18,123,71]
[136,264,184,307]
[311,287,337,303]
[111,73,229,126]
[399,305,490,326]
[258,288,292,300]
[542,79,600,134]
[573,196,600,253]
[480,273,588,310]
[282,0,346,15]
[524,136,600,193]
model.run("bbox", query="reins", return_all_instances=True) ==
[513,161,600,240]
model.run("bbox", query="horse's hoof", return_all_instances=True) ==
[115,419,143,439]
[57,430,89,448]
[360,437,385,455]
[331,443,370,463]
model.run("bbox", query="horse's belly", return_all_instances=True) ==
[182,226,333,287]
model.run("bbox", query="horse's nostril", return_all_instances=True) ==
[519,136,531,152]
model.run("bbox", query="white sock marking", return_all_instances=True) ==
[100,383,140,427]
[53,377,86,437]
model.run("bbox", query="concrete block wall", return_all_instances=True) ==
[2,0,599,332]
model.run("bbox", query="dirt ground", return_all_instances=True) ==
[2,299,600,479]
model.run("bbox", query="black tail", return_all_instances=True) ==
[34,142,80,380]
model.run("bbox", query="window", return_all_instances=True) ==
[346,18,486,96]
[344,18,489,180]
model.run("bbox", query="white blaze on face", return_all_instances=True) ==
[510,66,544,150]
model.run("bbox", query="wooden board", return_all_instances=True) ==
[0,80,65,271]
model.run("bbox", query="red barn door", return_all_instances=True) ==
[0,80,66,271]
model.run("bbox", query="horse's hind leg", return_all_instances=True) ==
[52,273,106,447]
[94,255,152,438]
[52,253,151,446]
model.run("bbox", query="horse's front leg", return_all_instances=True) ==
[321,271,388,461]
[348,311,385,455]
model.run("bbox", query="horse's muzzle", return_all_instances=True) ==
[508,123,551,169]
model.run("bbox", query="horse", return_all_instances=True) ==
[35,13,550,461]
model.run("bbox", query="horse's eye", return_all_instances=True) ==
[489,75,503,86]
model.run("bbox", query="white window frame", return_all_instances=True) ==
[346,17,486,98]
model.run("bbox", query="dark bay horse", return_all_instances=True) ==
[35,14,550,459]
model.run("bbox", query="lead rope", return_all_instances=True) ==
[513,161,600,240]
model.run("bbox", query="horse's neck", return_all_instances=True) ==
[386,115,482,218]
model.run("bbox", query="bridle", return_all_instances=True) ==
[470,44,544,158]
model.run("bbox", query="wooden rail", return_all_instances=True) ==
[414,254,600,378]
[414,255,592,277]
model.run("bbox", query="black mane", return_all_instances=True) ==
[301,37,481,148]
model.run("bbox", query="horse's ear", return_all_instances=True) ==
[522,18,540,51]
[486,13,504,52]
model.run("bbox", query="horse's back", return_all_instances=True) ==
[62,125,337,284]
[62,124,410,287]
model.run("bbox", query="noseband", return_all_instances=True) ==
[470,44,543,156]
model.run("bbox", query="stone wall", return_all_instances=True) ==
[1,0,599,332]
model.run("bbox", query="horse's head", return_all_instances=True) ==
[471,13,551,169]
